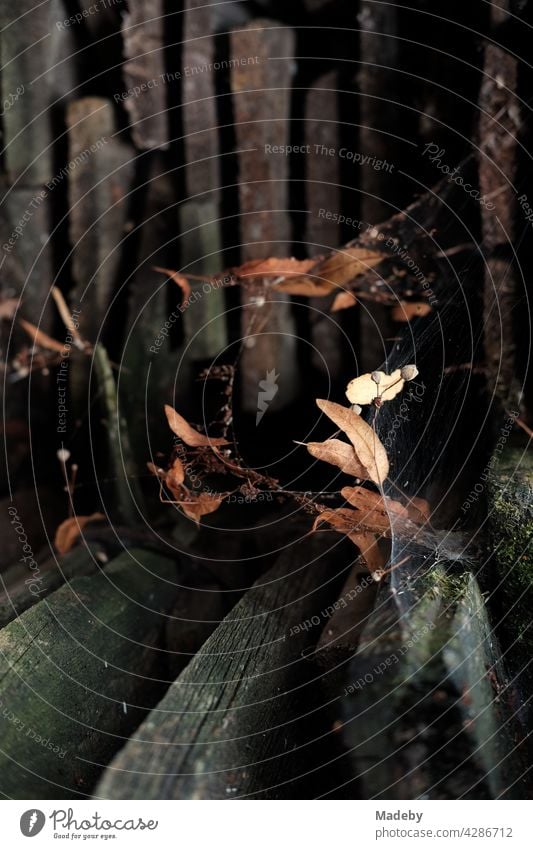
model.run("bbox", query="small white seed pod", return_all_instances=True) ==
[56,448,71,464]
[400,364,418,381]
[371,370,383,384]
[351,403,362,415]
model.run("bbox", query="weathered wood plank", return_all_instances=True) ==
[0,544,101,629]
[66,98,134,342]
[121,153,185,459]
[230,21,298,414]
[0,548,181,798]
[95,535,352,799]
[179,0,226,361]
[338,561,529,798]
[357,1,398,370]
[305,71,344,378]
[0,2,54,183]
[479,1,521,410]
[122,0,168,150]
[485,439,533,724]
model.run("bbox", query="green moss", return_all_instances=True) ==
[486,443,533,655]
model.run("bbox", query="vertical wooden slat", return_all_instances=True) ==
[0,2,54,184]
[230,21,298,414]
[179,0,226,362]
[305,70,344,378]
[479,2,521,411]
[67,98,134,342]
[357,2,398,369]
[121,153,183,456]
[122,0,169,150]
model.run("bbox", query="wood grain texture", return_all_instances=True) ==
[0,548,181,798]
[122,0,168,149]
[95,534,352,799]
[231,21,298,414]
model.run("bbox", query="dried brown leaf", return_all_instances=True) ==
[178,492,225,524]
[166,456,185,488]
[273,277,337,296]
[51,287,86,349]
[315,247,385,287]
[349,531,385,577]
[312,507,360,534]
[54,512,106,555]
[316,399,389,486]
[406,496,431,524]
[235,257,317,278]
[331,291,357,312]
[306,439,368,478]
[164,404,229,448]
[19,319,65,353]
[154,266,192,307]
[391,301,432,321]
[345,369,404,405]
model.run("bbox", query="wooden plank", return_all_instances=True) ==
[338,563,529,798]
[486,439,533,723]
[305,70,344,378]
[478,1,521,410]
[357,1,398,370]
[0,544,101,629]
[66,98,134,342]
[230,21,299,414]
[121,153,186,460]
[95,535,352,799]
[122,0,168,150]
[179,0,226,361]
[0,548,181,798]
[0,2,54,183]
[0,182,54,329]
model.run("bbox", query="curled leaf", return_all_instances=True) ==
[345,369,404,405]
[154,266,192,307]
[316,399,389,486]
[306,439,368,478]
[164,404,229,448]
[331,291,357,312]
[54,512,106,555]
[165,457,186,497]
[313,507,360,534]
[349,531,385,578]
